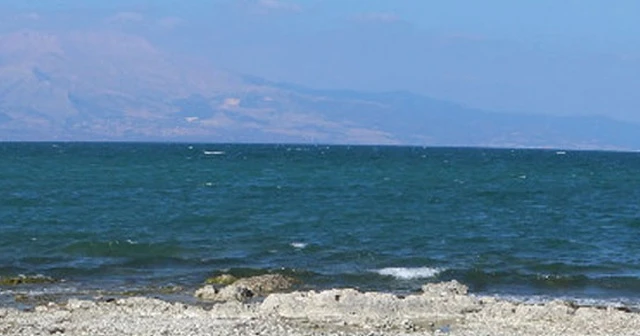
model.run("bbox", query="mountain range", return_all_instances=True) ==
[1,29,639,150]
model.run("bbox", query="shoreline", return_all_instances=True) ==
[2,281,640,335]
[4,277,640,312]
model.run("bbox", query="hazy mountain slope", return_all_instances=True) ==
[241,78,640,149]
[1,29,639,149]
[0,30,242,137]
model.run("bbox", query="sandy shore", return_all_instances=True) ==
[2,281,640,336]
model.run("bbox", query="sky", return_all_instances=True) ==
[2,0,640,123]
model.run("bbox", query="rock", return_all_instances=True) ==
[0,274,57,285]
[4,283,640,336]
[119,285,184,297]
[13,294,29,303]
[11,293,60,306]
[421,280,468,296]
[195,284,254,302]
[259,281,481,330]
[34,305,49,312]
[233,274,295,296]
[195,274,295,302]
[194,285,218,300]
[47,326,65,335]
[204,274,238,285]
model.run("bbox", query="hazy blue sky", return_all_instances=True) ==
[3,0,640,123]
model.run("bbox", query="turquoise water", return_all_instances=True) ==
[1,143,639,303]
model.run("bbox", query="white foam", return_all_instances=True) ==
[290,242,307,249]
[375,267,443,279]
[203,150,225,155]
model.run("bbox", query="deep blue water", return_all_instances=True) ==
[1,143,639,304]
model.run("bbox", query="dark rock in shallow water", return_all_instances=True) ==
[119,285,184,296]
[234,274,297,296]
[0,275,57,286]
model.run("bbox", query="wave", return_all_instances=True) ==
[203,150,225,155]
[290,242,308,249]
[374,267,443,280]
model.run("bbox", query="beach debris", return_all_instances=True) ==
[195,274,296,302]
[0,274,57,286]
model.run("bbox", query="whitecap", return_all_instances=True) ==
[203,150,225,155]
[375,267,443,279]
[290,242,307,249]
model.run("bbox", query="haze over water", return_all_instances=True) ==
[1,143,639,305]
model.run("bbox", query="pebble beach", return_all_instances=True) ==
[2,280,640,336]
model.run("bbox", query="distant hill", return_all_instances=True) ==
[1,29,639,150]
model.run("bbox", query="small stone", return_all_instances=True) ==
[66,299,96,310]
[48,326,65,334]
[35,305,49,312]
[402,319,416,331]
